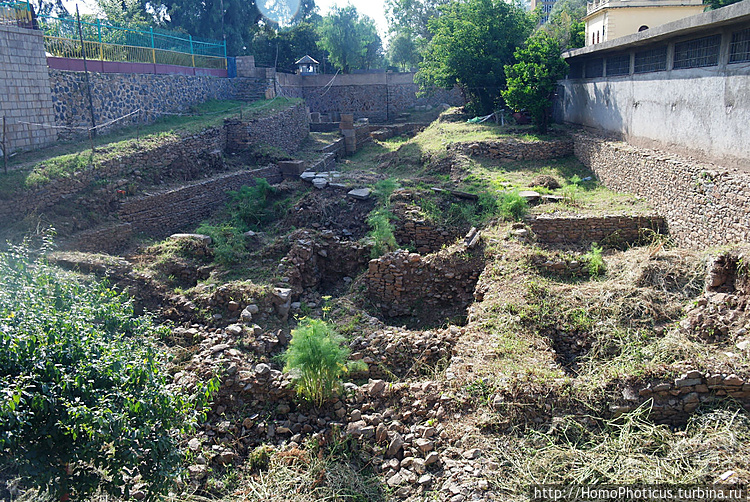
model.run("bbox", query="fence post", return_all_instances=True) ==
[2,116,7,175]
[76,5,97,138]
[150,27,156,65]
[189,34,195,68]
[96,18,102,60]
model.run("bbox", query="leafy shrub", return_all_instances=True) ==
[281,319,364,407]
[196,222,248,267]
[584,242,606,277]
[498,191,528,221]
[229,178,287,231]
[0,240,208,500]
[367,179,401,258]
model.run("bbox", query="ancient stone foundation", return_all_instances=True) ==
[528,215,666,247]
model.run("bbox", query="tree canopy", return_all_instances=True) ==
[316,6,383,73]
[502,31,568,133]
[417,0,533,114]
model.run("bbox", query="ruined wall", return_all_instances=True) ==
[528,214,666,246]
[0,24,57,155]
[391,202,465,255]
[224,102,309,154]
[70,165,282,252]
[49,69,237,136]
[365,248,484,319]
[447,136,574,160]
[573,131,750,248]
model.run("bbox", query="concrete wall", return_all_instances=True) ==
[0,24,57,155]
[276,71,464,123]
[559,2,750,168]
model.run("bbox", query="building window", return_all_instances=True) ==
[634,46,667,73]
[729,27,750,64]
[585,58,604,78]
[638,25,649,32]
[597,31,600,43]
[674,34,722,69]
[592,32,596,45]
[569,62,583,78]
[607,53,630,76]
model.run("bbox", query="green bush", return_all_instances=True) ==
[498,191,529,221]
[0,239,208,500]
[367,209,398,258]
[196,222,248,267]
[229,178,287,231]
[584,242,606,277]
[281,319,364,407]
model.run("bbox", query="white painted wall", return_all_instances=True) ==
[558,63,750,167]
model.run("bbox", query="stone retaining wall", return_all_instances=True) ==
[573,131,750,248]
[365,248,484,319]
[49,70,240,137]
[447,136,573,160]
[391,203,464,254]
[0,126,227,222]
[528,215,666,246]
[69,165,281,252]
[224,102,309,155]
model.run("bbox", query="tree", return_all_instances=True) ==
[703,0,743,9]
[388,31,420,71]
[502,31,568,133]
[316,6,383,73]
[249,20,327,71]
[417,0,533,115]
[541,0,586,49]
[385,0,448,51]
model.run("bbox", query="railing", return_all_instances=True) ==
[0,0,33,28]
[0,1,226,70]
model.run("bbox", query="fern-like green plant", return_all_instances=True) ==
[498,191,528,221]
[282,319,364,407]
[584,242,606,278]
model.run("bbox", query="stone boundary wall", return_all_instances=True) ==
[276,71,464,123]
[528,214,666,246]
[0,25,57,155]
[448,137,573,160]
[224,102,309,155]
[0,126,227,221]
[391,203,464,255]
[573,131,750,248]
[70,165,282,252]
[365,248,483,318]
[50,69,238,137]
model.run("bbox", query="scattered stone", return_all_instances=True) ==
[387,433,404,458]
[461,448,481,460]
[188,464,208,480]
[348,188,371,200]
[518,190,541,202]
[169,233,212,245]
[188,438,201,451]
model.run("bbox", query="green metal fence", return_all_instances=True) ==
[0,0,227,70]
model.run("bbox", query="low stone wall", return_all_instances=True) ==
[68,165,281,252]
[632,370,750,425]
[365,247,484,319]
[392,203,464,254]
[224,102,309,155]
[0,126,227,221]
[50,69,237,136]
[528,215,666,246]
[447,136,573,160]
[573,131,750,248]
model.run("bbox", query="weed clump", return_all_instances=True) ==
[584,243,606,278]
[498,190,528,221]
[282,319,365,407]
[367,179,400,258]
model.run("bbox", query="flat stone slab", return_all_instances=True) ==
[541,194,564,203]
[312,178,328,189]
[518,190,541,202]
[348,188,371,200]
[169,233,212,244]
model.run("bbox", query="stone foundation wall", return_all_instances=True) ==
[224,102,309,155]
[573,131,750,248]
[447,136,573,160]
[528,215,666,246]
[49,69,238,137]
[392,203,464,254]
[365,248,484,318]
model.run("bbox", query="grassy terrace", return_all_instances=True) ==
[0,98,302,198]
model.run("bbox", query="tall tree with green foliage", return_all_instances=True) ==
[249,19,327,71]
[386,0,448,55]
[417,0,533,114]
[388,31,420,70]
[541,0,586,49]
[316,6,383,73]
[703,0,743,9]
[502,31,568,134]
